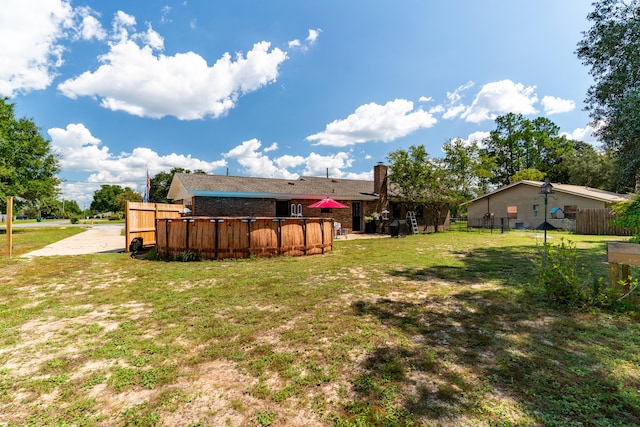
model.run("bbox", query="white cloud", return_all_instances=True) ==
[460,80,538,123]
[428,105,445,114]
[419,96,432,103]
[75,7,107,41]
[224,139,302,179]
[222,139,362,180]
[264,142,279,152]
[161,6,172,24]
[301,152,353,177]
[434,81,474,120]
[442,104,466,120]
[58,15,288,120]
[289,28,321,52]
[561,124,600,145]
[134,25,164,50]
[306,29,321,44]
[447,81,474,104]
[0,0,74,96]
[276,154,306,170]
[466,131,491,147]
[541,95,576,115]
[306,99,437,147]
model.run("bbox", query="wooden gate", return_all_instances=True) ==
[125,202,185,250]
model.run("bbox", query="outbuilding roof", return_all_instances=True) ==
[167,173,380,202]
[464,180,628,205]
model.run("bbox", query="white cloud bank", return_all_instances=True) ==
[541,95,576,115]
[0,3,299,120]
[306,99,437,147]
[460,80,538,123]
[49,123,364,204]
[561,123,600,145]
[306,80,578,148]
[48,123,227,203]
[0,0,72,96]
[223,138,365,180]
[434,79,575,124]
[58,12,289,120]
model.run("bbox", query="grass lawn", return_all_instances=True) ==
[0,230,638,426]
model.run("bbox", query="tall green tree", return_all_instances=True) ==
[563,141,615,190]
[90,185,125,213]
[149,168,206,203]
[577,0,640,191]
[61,200,81,217]
[0,98,60,211]
[440,138,491,216]
[387,145,432,212]
[114,188,143,211]
[387,145,455,232]
[482,113,573,187]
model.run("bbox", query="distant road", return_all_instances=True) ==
[1,219,116,229]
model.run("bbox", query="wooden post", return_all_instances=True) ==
[609,263,619,289]
[6,197,13,258]
[622,264,631,293]
[125,201,130,251]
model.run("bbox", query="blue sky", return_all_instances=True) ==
[1,0,597,206]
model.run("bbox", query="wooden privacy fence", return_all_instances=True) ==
[156,217,334,259]
[575,208,632,236]
[125,202,185,249]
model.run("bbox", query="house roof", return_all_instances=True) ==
[167,173,380,202]
[464,180,629,205]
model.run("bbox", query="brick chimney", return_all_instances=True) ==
[373,162,388,195]
[373,163,389,218]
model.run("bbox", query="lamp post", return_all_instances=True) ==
[540,181,554,245]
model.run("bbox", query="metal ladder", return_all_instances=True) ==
[406,211,419,234]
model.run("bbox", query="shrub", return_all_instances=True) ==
[538,239,586,305]
[611,193,640,242]
[173,251,201,262]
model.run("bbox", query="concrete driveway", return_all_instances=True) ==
[20,224,126,257]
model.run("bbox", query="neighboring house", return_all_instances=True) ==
[167,164,390,233]
[465,180,628,230]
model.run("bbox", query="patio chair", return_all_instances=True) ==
[334,222,348,239]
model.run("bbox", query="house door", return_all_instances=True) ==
[352,201,362,232]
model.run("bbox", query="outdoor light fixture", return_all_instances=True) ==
[539,181,554,245]
[382,209,390,220]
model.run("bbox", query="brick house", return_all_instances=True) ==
[167,163,391,233]
[167,163,452,233]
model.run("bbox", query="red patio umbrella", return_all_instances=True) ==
[307,198,349,209]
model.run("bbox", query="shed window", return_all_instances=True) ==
[564,205,577,220]
[507,206,517,219]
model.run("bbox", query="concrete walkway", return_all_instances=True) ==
[17,224,391,258]
[21,224,126,257]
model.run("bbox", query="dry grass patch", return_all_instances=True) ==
[0,231,638,426]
